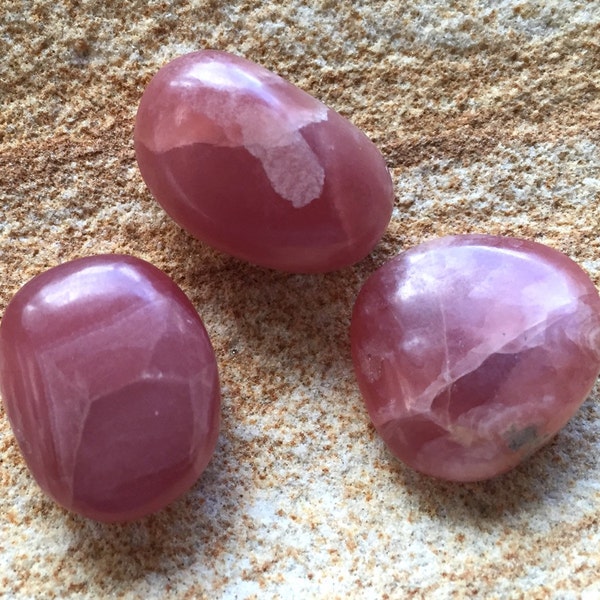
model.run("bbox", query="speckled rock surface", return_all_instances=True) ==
[1,1,600,598]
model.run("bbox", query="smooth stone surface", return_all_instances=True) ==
[134,50,394,273]
[351,234,600,482]
[0,255,220,522]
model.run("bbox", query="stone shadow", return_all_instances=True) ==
[168,227,396,409]
[59,432,238,592]
[384,395,600,527]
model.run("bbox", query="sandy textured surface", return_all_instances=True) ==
[1,1,600,598]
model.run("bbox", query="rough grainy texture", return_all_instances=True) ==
[1,0,599,598]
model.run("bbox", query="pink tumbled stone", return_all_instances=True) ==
[0,255,220,522]
[351,235,600,482]
[134,50,394,273]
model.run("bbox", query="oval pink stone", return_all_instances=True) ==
[0,255,220,522]
[351,235,600,482]
[134,50,394,273]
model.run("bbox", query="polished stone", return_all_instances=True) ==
[351,235,600,481]
[135,50,394,273]
[0,255,220,521]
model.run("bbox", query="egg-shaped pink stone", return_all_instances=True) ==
[351,235,600,482]
[0,255,220,522]
[134,50,394,273]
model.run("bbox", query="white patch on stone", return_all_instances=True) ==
[193,61,328,208]
[247,137,325,208]
[235,102,327,208]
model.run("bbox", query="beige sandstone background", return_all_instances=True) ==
[1,1,600,598]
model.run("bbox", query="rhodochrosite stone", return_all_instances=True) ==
[0,255,220,522]
[135,50,394,273]
[351,235,600,482]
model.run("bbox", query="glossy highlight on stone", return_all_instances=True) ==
[135,50,394,273]
[0,255,220,522]
[351,235,600,482]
